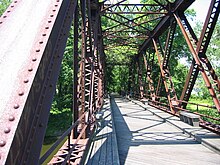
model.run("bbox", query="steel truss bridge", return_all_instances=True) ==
[0,0,220,164]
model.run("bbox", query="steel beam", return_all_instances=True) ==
[0,0,76,164]
[143,53,156,101]
[139,0,195,53]
[174,0,220,112]
[153,38,178,113]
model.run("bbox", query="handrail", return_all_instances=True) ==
[61,124,88,165]
[177,99,216,109]
[39,112,87,164]
[149,99,220,122]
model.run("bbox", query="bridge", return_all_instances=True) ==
[0,0,220,164]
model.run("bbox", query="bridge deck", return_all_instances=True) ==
[85,98,120,165]
[86,96,220,165]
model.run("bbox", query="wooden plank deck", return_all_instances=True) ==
[85,96,220,164]
[112,97,220,165]
[85,98,120,165]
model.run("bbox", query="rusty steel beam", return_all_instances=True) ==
[103,15,146,34]
[174,0,220,112]
[143,53,156,101]
[49,0,105,164]
[101,0,126,12]
[103,14,150,32]
[137,57,144,99]
[179,0,220,108]
[153,38,178,113]
[105,11,167,14]
[103,3,164,14]
[163,19,177,69]
[0,0,76,164]
[139,0,195,53]
[73,2,79,138]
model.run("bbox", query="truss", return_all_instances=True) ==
[0,0,219,164]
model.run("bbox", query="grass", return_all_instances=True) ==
[187,98,220,124]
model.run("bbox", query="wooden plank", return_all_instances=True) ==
[85,98,120,165]
[112,97,220,165]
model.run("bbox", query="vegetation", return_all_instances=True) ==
[0,0,10,15]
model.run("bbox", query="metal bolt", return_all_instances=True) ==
[14,104,19,109]
[9,116,15,121]
[24,79,29,83]
[0,140,6,147]
[18,91,24,96]
[4,128,10,134]
[28,68,33,72]
[32,58,37,61]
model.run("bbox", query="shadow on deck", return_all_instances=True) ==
[86,96,220,165]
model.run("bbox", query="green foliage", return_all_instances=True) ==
[187,98,219,124]
[50,27,74,115]
[45,110,72,137]
[0,0,11,16]
[192,19,220,99]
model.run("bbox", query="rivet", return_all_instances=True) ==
[42,34,46,36]
[36,49,40,52]
[39,41,43,44]
[0,140,6,147]
[9,116,15,121]
[45,27,49,29]
[18,91,24,96]
[4,128,10,134]
[28,68,33,72]
[32,58,37,61]
[14,104,19,109]
[24,79,29,83]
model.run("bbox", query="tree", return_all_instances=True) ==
[0,0,11,16]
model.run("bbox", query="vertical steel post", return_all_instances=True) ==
[73,1,79,138]
[143,53,156,101]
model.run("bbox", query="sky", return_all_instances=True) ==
[189,0,211,23]
[127,0,211,23]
